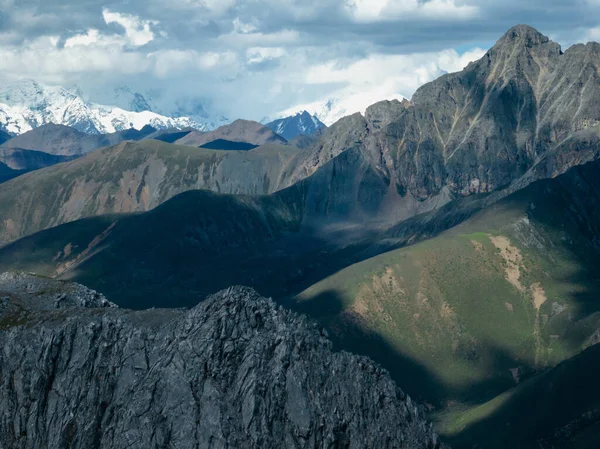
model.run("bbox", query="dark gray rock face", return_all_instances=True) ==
[0,275,442,449]
[383,25,600,200]
[0,272,116,310]
[284,25,600,223]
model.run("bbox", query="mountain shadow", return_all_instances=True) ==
[200,139,259,151]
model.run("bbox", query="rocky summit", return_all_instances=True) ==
[0,273,441,449]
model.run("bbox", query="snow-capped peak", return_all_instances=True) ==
[277,92,406,127]
[0,79,221,135]
[264,110,326,140]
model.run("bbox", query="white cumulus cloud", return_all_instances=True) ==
[102,9,157,47]
[279,46,486,125]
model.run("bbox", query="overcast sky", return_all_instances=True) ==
[0,0,599,122]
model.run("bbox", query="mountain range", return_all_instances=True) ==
[275,92,407,127]
[0,80,210,134]
[0,80,330,140]
[0,123,158,156]
[0,24,600,449]
[0,118,295,185]
[174,119,288,147]
[106,85,231,130]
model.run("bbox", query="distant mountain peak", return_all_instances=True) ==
[175,119,286,147]
[265,111,326,140]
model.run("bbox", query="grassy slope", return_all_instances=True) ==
[295,161,600,447]
[434,344,600,449]
[0,139,299,243]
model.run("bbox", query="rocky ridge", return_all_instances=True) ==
[0,274,441,449]
[282,25,600,219]
[0,123,158,156]
[0,140,299,243]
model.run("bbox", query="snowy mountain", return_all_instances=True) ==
[277,92,406,127]
[0,80,208,135]
[264,111,326,140]
[112,86,156,113]
[102,86,230,131]
[169,96,231,131]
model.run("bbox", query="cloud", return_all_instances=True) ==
[0,0,599,124]
[64,29,101,48]
[347,0,480,22]
[303,48,485,91]
[174,0,237,15]
[0,9,166,84]
[585,27,600,42]
[279,46,486,124]
[246,47,286,64]
[218,27,300,48]
[233,18,258,34]
[102,9,157,47]
[149,49,238,76]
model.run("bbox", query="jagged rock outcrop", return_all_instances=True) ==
[0,274,442,449]
[382,25,600,198]
[0,272,116,313]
